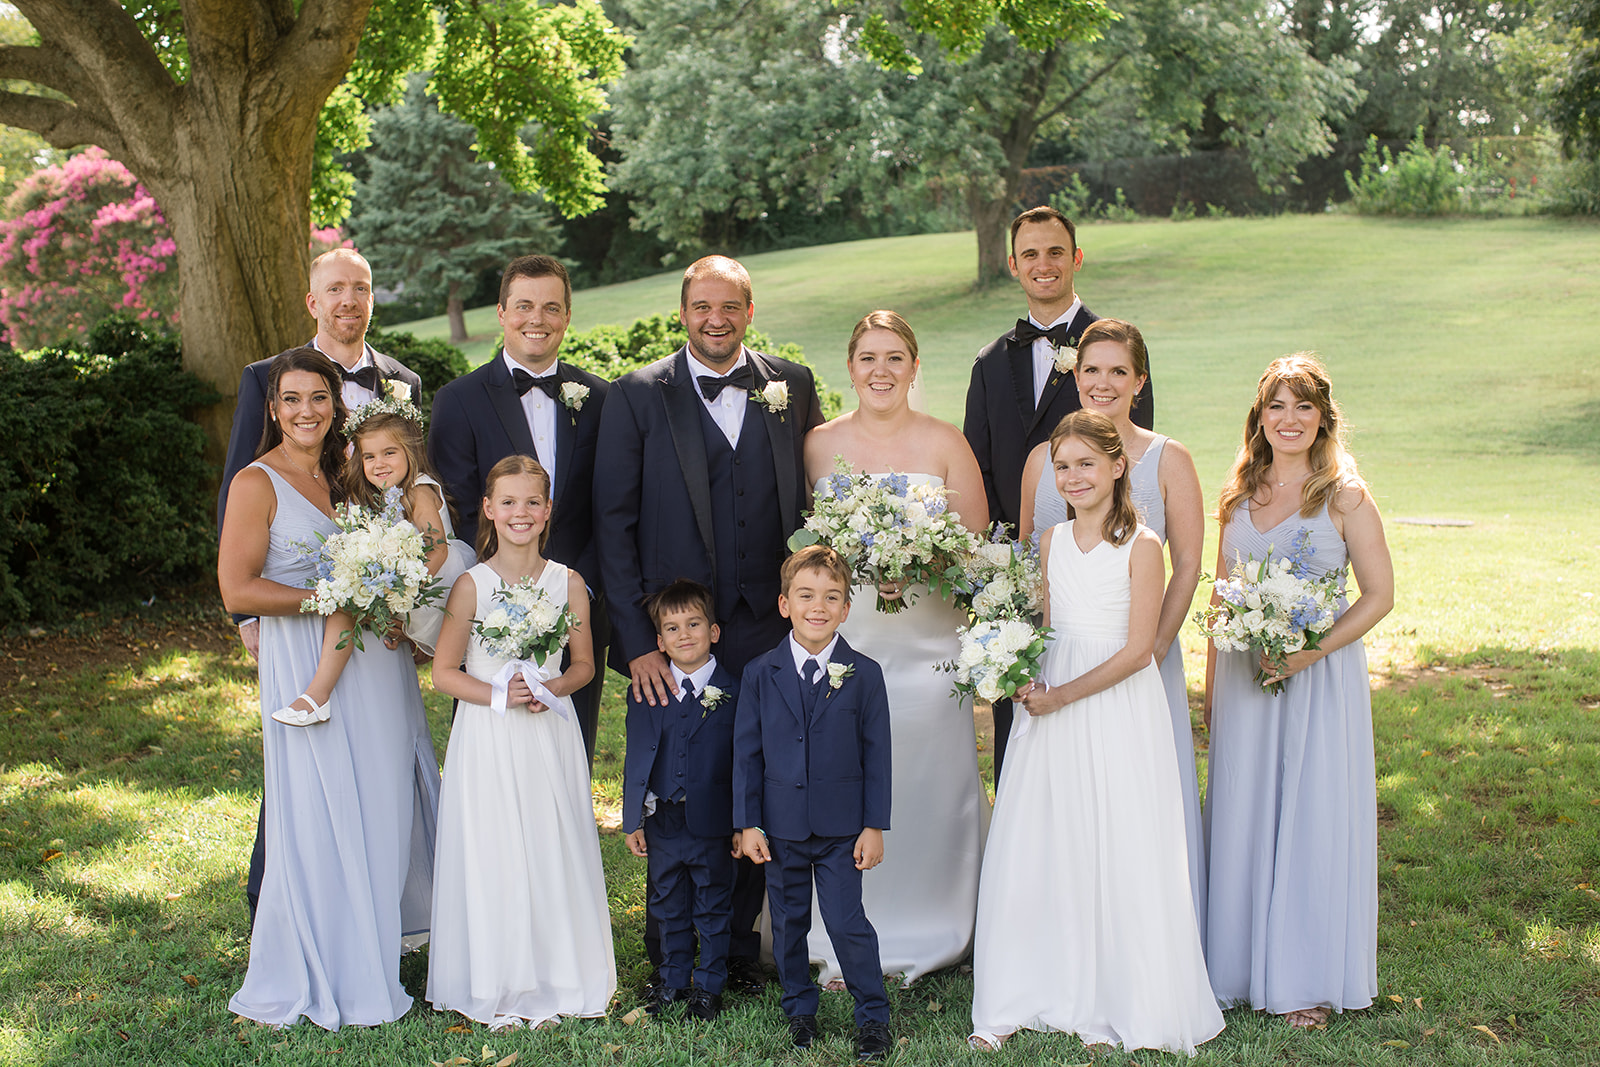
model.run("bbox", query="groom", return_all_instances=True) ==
[964,206,1155,785]
[595,254,823,990]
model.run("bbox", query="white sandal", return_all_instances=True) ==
[272,692,330,727]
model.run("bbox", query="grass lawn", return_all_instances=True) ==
[3,215,1598,1064]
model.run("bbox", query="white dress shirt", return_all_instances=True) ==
[671,655,720,698]
[503,351,558,477]
[1026,296,1082,408]
[689,347,750,447]
[787,632,840,683]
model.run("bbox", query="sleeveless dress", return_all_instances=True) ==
[426,561,616,1026]
[1031,435,1206,939]
[403,473,477,656]
[230,463,442,1029]
[805,473,989,986]
[1203,501,1378,1015]
[971,521,1222,1055]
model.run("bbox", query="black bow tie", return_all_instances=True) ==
[1013,319,1075,347]
[697,364,755,400]
[512,368,562,400]
[340,365,382,393]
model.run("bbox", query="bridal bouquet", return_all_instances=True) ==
[945,529,1049,702]
[1192,528,1344,694]
[949,617,1051,704]
[789,458,978,613]
[959,529,1045,620]
[474,577,581,715]
[298,487,442,651]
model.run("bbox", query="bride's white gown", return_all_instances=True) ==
[806,473,990,985]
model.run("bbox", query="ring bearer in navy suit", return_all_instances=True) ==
[734,546,893,1061]
[429,254,610,763]
[963,206,1155,786]
[215,247,422,925]
[596,254,824,992]
[622,580,742,1022]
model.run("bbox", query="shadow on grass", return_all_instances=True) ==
[1520,397,1600,463]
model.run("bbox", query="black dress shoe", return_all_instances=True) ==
[685,987,723,1021]
[645,984,689,1015]
[855,1021,892,1061]
[789,1013,820,1049]
[726,956,769,995]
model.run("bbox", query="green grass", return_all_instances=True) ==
[3,215,1598,1064]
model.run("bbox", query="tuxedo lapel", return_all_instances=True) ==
[1005,333,1035,430]
[661,349,717,563]
[372,350,405,382]
[1029,351,1072,435]
[773,658,805,725]
[484,354,538,459]
[747,351,798,533]
[552,363,577,503]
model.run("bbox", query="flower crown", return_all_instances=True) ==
[346,380,424,434]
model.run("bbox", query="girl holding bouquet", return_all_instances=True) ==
[426,455,615,1029]
[1202,354,1393,1028]
[274,396,475,727]
[221,347,440,1029]
[799,310,990,988]
[970,410,1221,1055]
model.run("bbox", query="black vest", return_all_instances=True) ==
[697,401,784,622]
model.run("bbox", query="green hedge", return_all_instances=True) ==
[0,317,220,622]
[366,327,471,414]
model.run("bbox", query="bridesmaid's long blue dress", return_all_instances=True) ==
[1202,499,1378,1015]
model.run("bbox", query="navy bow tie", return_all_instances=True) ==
[698,364,755,400]
[512,368,562,400]
[1013,319,1075,347]
[340,365,382,393]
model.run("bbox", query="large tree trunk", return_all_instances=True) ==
[446,281,468,343]
[969,184,1014,286]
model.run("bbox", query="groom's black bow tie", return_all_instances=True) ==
[697,364,755,400]
[340,365,382,393]
[512,368,563,400]
[1013,319,1075,347]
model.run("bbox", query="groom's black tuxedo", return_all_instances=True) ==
[595,346,823,677]
[962,304,1155,533]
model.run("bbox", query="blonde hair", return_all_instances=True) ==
[1048,410,1138,546]
[847,310,919,362]
[478,455,553,559]
[1216,353,1364,527]
[780,544,853,599]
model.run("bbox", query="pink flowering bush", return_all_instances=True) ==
[0,148,179,349]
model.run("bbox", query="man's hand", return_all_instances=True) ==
[854,828,884,871]
[625,828,648,857]
[238,620,260,661]
[629,650,678,706]
[740,827,771,864]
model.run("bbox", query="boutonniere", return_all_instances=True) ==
[826,661,853,694]
[560,381,590,411]
[699,684,728,716]
[753,379,789,418]
[383,379,412,404]
[1049,343,1078,378]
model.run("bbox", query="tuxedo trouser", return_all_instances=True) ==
[569,596,611,770]
[990,696,1014,792]
[767,834,889,1027]
[246,797,266,922]
[645,800,734,993]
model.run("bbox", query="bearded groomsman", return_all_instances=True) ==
[595,254,824,993]
[963,206,1155,785]
[428,254,610,764]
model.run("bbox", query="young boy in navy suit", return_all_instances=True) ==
[733,546,893,1060]
[623,580,742,1021]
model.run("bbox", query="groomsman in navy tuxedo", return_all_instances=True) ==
[215,247,421,924]
[595,254,824,992]
[963,206,1155,784]
[428,254,610,763]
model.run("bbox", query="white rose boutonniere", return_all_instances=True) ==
[560,381,590,411]
[384,379,412,404]
[754,379,790,418]
[699,684,728,717]
[826,661,854,694]
[1050,343,1078,377]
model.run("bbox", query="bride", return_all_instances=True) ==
[800,310,990,986]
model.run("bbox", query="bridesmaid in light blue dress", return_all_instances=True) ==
[1018,319,1208,940]
[219,348,440,1029]
[1201,353,1393,1029]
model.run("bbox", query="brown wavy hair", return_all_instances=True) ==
[477,455,553,559]
[256,346,348,492]
[1048,410,1138,546]
[1216,353,1364,527]
[341,411,457,531]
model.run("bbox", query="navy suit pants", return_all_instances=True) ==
[646,800,734,992]
[766,833,888,1027]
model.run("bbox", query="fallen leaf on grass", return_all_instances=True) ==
[492,1055,518,1067]
[1382,1040,1411,1048]
[601,1045,623,1054]
[1471,1024,1502,1045]
[1423,1028,1436,1037]
[1387,994,1403,1003]
[165,892,182,900]
[181,974,199,987]
[620,1008,645,1025]
[41,849,62,862]
[1413,998,1423,1009]
[926,1000,942,1013]
[117,1031,130,1042]
[161,921,177,932]
[444,1023,472,1034]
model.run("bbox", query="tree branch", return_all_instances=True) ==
[1034,51,1126,128]
[0,43,86,97]
[0,89,124,155]
[13,0,175,100]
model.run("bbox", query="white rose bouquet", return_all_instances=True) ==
[298,487,442,652]
[944,527,1049,702]
[1192,528,1343,694]
[958,528,1045,620]
[789,458,978,613]
[949,617,1051,704]
[473,576,581,715]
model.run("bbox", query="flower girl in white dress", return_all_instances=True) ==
[426,455,616,1029]
[970,411,1222,1056]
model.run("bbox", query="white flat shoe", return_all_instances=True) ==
[272,692,330,727]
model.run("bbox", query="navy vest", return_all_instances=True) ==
[697,401,784,622]
[648,684,697,802]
